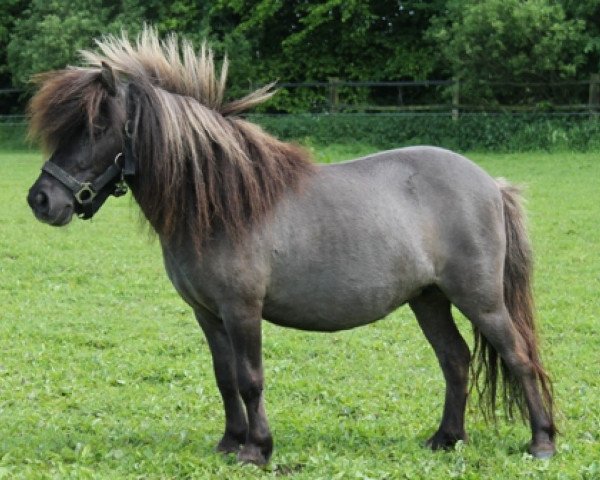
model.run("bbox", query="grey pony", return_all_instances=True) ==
[26,31,556,466]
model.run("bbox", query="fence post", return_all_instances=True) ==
[452,77,460,121]
[397,86,403,106]
[328,77,339,113]
[589,74,600,118]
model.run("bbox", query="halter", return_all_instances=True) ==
[41,122,136,219]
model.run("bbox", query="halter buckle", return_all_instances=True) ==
[74,183,97,204]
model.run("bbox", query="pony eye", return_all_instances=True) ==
[91,123,109,137]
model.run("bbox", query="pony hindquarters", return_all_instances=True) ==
[428,177,555,458]
[469,181,556,458]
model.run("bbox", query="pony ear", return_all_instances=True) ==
[99,61,117,96]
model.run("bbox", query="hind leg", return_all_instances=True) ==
[445,283,556,458]
[468,306,555,457]
[409,287,471,450]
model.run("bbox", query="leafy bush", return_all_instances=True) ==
[0,122,29,150]
[251,113,600,152]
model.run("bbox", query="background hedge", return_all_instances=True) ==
[4,114,600,153]
[251,113,600,152]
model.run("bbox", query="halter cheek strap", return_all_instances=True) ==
[123,119,136,177]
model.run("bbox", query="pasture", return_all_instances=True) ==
[0,147,598,479]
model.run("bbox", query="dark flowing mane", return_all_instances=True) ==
[29,27,315,248]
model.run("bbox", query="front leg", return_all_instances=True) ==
[196,308,248,454]
[222,303,273,465]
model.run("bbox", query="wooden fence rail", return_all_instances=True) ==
[2,76,600,118]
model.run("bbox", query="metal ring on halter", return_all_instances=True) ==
[74,183,97,204]
[114,152,124,168]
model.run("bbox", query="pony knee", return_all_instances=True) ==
[237,374,264,404]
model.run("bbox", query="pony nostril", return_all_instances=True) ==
[29,189,50,213]
[36,192,48,208]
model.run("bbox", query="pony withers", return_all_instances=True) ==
[27,28,556,465]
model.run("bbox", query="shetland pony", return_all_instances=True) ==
[27,28,555,465]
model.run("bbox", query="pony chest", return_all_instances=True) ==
[161,247,219,313]
[161,243,269,316]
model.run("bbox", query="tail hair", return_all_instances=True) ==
[471,179,555,435]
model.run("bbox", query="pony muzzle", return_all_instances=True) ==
[27,179,75,226]
[40,152,129,220]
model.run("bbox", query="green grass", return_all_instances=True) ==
[1,147,599,479]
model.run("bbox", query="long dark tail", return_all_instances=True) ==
[471,180,555,432]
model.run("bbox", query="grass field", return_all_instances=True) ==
[0,147,599,479]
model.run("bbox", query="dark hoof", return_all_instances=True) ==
[237,444,271,466]
[425,430,468,450]
[529,441,556,459]
[216,432,246,455]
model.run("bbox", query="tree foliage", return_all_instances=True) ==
[0,0,29,86]
[211,0,443,80]
[1,0,600,109]
[428,0,587,104]
[7,0,142,87]
[560,0,600,73]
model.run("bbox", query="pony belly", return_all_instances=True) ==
[262,285,414,332]
[262,306,395,332]
[262,248,433,331]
